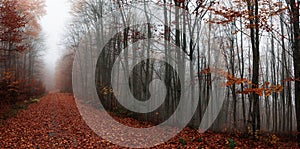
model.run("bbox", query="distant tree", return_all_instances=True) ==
[55,53,74,93]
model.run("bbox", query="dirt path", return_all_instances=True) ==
[0,93,297,148]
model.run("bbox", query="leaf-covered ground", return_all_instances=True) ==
[0,93,297,148]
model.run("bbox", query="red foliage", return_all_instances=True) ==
[0,0,46,103]
[0,0,45,54]
[0,71,45,103]
[0,0,26,52]
[0,93,297,148]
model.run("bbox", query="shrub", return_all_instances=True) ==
[179,138,187,146]
[226,138,236,149]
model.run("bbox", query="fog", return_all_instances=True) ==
[41,0,71,91]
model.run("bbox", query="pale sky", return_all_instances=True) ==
[40,0,71,90]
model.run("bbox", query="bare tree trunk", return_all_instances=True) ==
[246,0,261,134]
[237,15,246,129]
[230,22,237,128]
[289,0,300,145]
[265,54,270,131]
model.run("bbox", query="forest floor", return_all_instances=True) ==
[0,93,298,148]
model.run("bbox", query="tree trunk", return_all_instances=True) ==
[247,0,260,133]
[290,0,300,146]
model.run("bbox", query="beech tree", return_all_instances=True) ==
[66,0,298,139]
[288,0,300,145]
[0,0,46,103]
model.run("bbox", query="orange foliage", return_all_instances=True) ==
[0,93,297,148]
[201,67,284,97]
[206,0,287,33]
[0,0,46,103]
[17,0,46,38]
[0,71,45,103]
[0,72,20,102]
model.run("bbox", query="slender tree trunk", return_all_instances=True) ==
[247,0,260,133]
[236,15,246,128]
[289,0,300,146]
[229,23,237,128]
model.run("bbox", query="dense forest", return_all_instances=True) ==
[0,0,299,148]
[55,0,300,146]
[0,0,46,104]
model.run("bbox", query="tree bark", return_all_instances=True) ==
[290,0,300,146]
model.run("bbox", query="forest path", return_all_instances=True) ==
[0,93,115,148]
[0,93,296,148]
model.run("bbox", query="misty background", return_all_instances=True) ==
[41,0,71,91]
